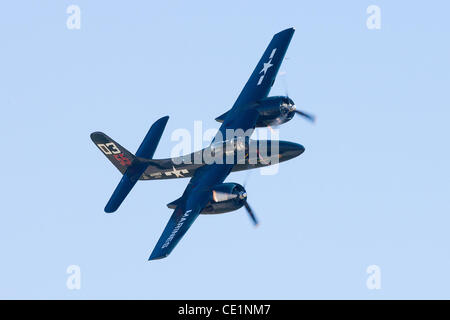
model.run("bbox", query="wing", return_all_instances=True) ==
[149,164,233,260]
[232,27,295,111]
[214,28,295,140]
[148,198,204,260]
[149,29,295,260]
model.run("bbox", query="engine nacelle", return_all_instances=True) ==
[166,183,247,215]
[254,96,296,127]
[202,182,247,214]
[215,96,296,128]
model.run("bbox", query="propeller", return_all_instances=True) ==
[243,200,258,226]
[241,174,258,226]
[294,109,316,123]
[213,188,259,226]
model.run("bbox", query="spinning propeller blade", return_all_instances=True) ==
[244,201,259,226]
[241,172,258,226]
[294,109,316,123]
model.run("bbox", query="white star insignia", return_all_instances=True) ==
[170,166,184,178]
[257,48,277,86]
[260,60,273,74]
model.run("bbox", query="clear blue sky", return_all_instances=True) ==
[1,0,449,299]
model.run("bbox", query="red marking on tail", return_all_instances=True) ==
[114,153,132,166]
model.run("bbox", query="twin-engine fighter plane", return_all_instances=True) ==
[91,28,314,260]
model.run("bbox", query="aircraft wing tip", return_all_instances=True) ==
[279,27,295,33]
[273,27,295,39]
[148,253,169,261]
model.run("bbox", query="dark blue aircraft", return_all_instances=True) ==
[91,28,314,260]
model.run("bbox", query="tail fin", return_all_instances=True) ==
[91,116,169,213]
[91,132,136,174]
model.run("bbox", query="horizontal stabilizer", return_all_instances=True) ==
[104,159,150,213]
[136,116,169,159]
[92,116,170,213]
[104,168,143,213]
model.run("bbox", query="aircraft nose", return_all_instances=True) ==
[280,141,305,159]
